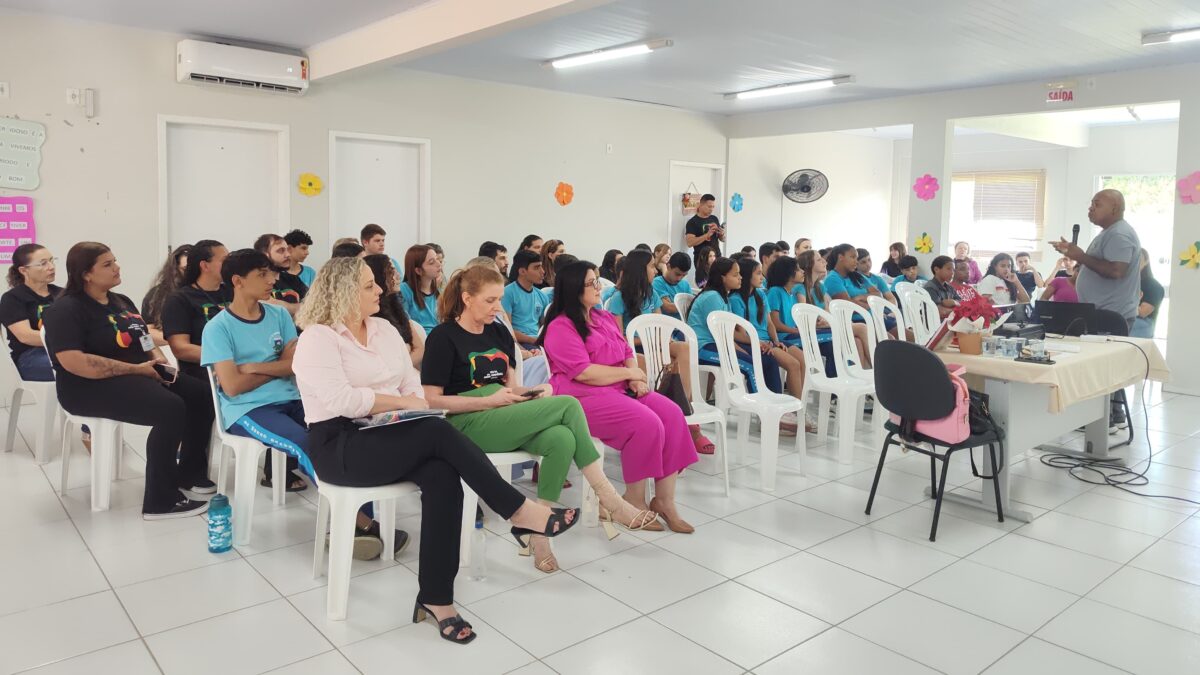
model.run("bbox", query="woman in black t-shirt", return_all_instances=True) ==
[162,240,231,379]
[420,266,659,573]
[42,242,215,520]
[0,244,62,381]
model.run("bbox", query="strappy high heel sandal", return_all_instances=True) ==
[412,600,477,645]
[518,534,559,573]
[599,506,663,540]
[510,506,578,548]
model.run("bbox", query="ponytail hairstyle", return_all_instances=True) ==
[437,264,505,324]
[402,244,439,310]
[364,253,413,346]
[984,252,1021,300]
[541,239,564,286]
[698,257,737,302]
[616,249,654,319]
[828,243,867,287]
[141,244,191,325]
[182,239,224,286]
[8,243,46,288]
[538,260,596,345]
[795,251,827,306]
[62,242,113,297]
[734,257,764,323]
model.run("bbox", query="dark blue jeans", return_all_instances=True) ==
[15,349,54,381]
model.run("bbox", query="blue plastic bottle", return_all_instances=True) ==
[207,494,233,553]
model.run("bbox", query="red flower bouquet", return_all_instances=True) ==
[950,295,1000,329]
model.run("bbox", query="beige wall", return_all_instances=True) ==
[0,10,727,300]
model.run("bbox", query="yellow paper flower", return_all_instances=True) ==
[914,232,934,254]
[298,173,323,197]
[1181,241,1200,269]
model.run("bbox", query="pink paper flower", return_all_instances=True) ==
[913,174,940,201]
[1178,171,1200,205]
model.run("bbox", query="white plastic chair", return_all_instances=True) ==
[626,313,729,495]
[3,352,60,463]
[206,367,287,546]
[312,478,419,620]
[867,295,909,344]
[673,293,694,320]
[458,451,541,566]
[39,327,128,510]
[706,311,803,492]
[911,293,942,345]
[792,304,877,465]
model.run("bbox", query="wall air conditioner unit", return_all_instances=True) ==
[177,39,308,95]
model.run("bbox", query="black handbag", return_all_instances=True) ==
[966,389,1004,479]
[654,362,694,416]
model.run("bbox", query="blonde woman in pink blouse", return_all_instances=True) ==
[293,257,577,645]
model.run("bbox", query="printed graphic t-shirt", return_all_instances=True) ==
[421,320,516,396]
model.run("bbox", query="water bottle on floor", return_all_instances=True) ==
[207,494,232,553]
[468,522,488,581]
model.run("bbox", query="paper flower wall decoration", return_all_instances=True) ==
[554,181,574,206]
[914,232,934,254]
[298,173,323,197]
[1181,241,1200,269]
[913,174,940,201]
[730,193,744,213]
[1178,172,1200,204]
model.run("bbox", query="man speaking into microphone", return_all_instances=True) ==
[1051,189,1141,332]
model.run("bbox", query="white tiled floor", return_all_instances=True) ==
[2,384,1200,673]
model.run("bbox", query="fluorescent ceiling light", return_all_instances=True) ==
[725,76,854,100]
[1142,27,1200,46]
[547,39,672,69]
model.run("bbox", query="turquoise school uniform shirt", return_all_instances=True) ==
[501,282,550,338]
[823,269,870,298]
[865,273,890,295]
[400,282,439,334]
[604,291,660,325]
[729,288,771,341]
[687,290,728,348]
[297,264,316,288]
[891,275,928,293]
[651,276,693,318]
[767,286,800,331]
[201,303,300,428]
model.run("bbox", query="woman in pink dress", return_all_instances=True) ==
[540,260,699,534]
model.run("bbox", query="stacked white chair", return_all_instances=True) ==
[867,295,909,344]
[791,304,877,465]
[626,313,729,495]
[706,311,803,492]
[675,292,730,414]
[205,367,288,546]
[911,292,942,345]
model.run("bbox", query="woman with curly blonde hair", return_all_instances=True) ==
[292,257,577,645]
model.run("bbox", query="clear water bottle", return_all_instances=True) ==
[468,522,487,581]
[207,494,233,553]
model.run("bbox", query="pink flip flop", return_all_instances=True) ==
[689,425,715,455]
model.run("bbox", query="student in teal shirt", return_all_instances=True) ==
[765,255,806,346]
[691,258,781,394]
[729,258,806,399]
[855,248,898,304]
[399,244,442,335]
[652,252,694,319]
[604,250,662,331]
[891,255,927,292]
[501,250,550,347]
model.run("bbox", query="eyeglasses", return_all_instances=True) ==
[22,258,56,269]
[586,278,603,290]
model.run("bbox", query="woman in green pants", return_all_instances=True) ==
[421,265,660,572]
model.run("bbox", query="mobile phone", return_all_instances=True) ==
[153,363,177,382]
[521,389,541,399]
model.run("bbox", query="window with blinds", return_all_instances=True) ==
[949,170,1047,262]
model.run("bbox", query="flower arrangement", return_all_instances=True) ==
[730,192,744,212]
[554,181,574,206]
[1181,241,1200,269]
[947,295,1000,354]
[1178,172,1200,205]
[913,173,940,201]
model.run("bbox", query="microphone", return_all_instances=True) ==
[1071,223,1080,246]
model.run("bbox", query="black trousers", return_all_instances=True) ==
[308,417,526,605]
[56,372,214,512]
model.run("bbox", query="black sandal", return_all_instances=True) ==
[412,601,476,644]
[510,507,578,547]
[260,471,307,492]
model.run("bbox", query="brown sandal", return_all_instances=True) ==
[649,497,694,534]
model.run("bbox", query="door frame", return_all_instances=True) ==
[328,131,432,248]
[667,159,726,251]
[157,115,290,256]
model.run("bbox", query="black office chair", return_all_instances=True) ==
[1090,308,1134,449]
[866,341,1005,541]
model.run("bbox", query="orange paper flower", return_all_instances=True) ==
[555,182,574,206]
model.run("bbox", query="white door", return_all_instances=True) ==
[668,161,725,258]
[330,133,428,256]
[161,119,288,251]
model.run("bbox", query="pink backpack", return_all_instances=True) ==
[890,364,971,444]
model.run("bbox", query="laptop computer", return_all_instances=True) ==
[1034,301,1096,336]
